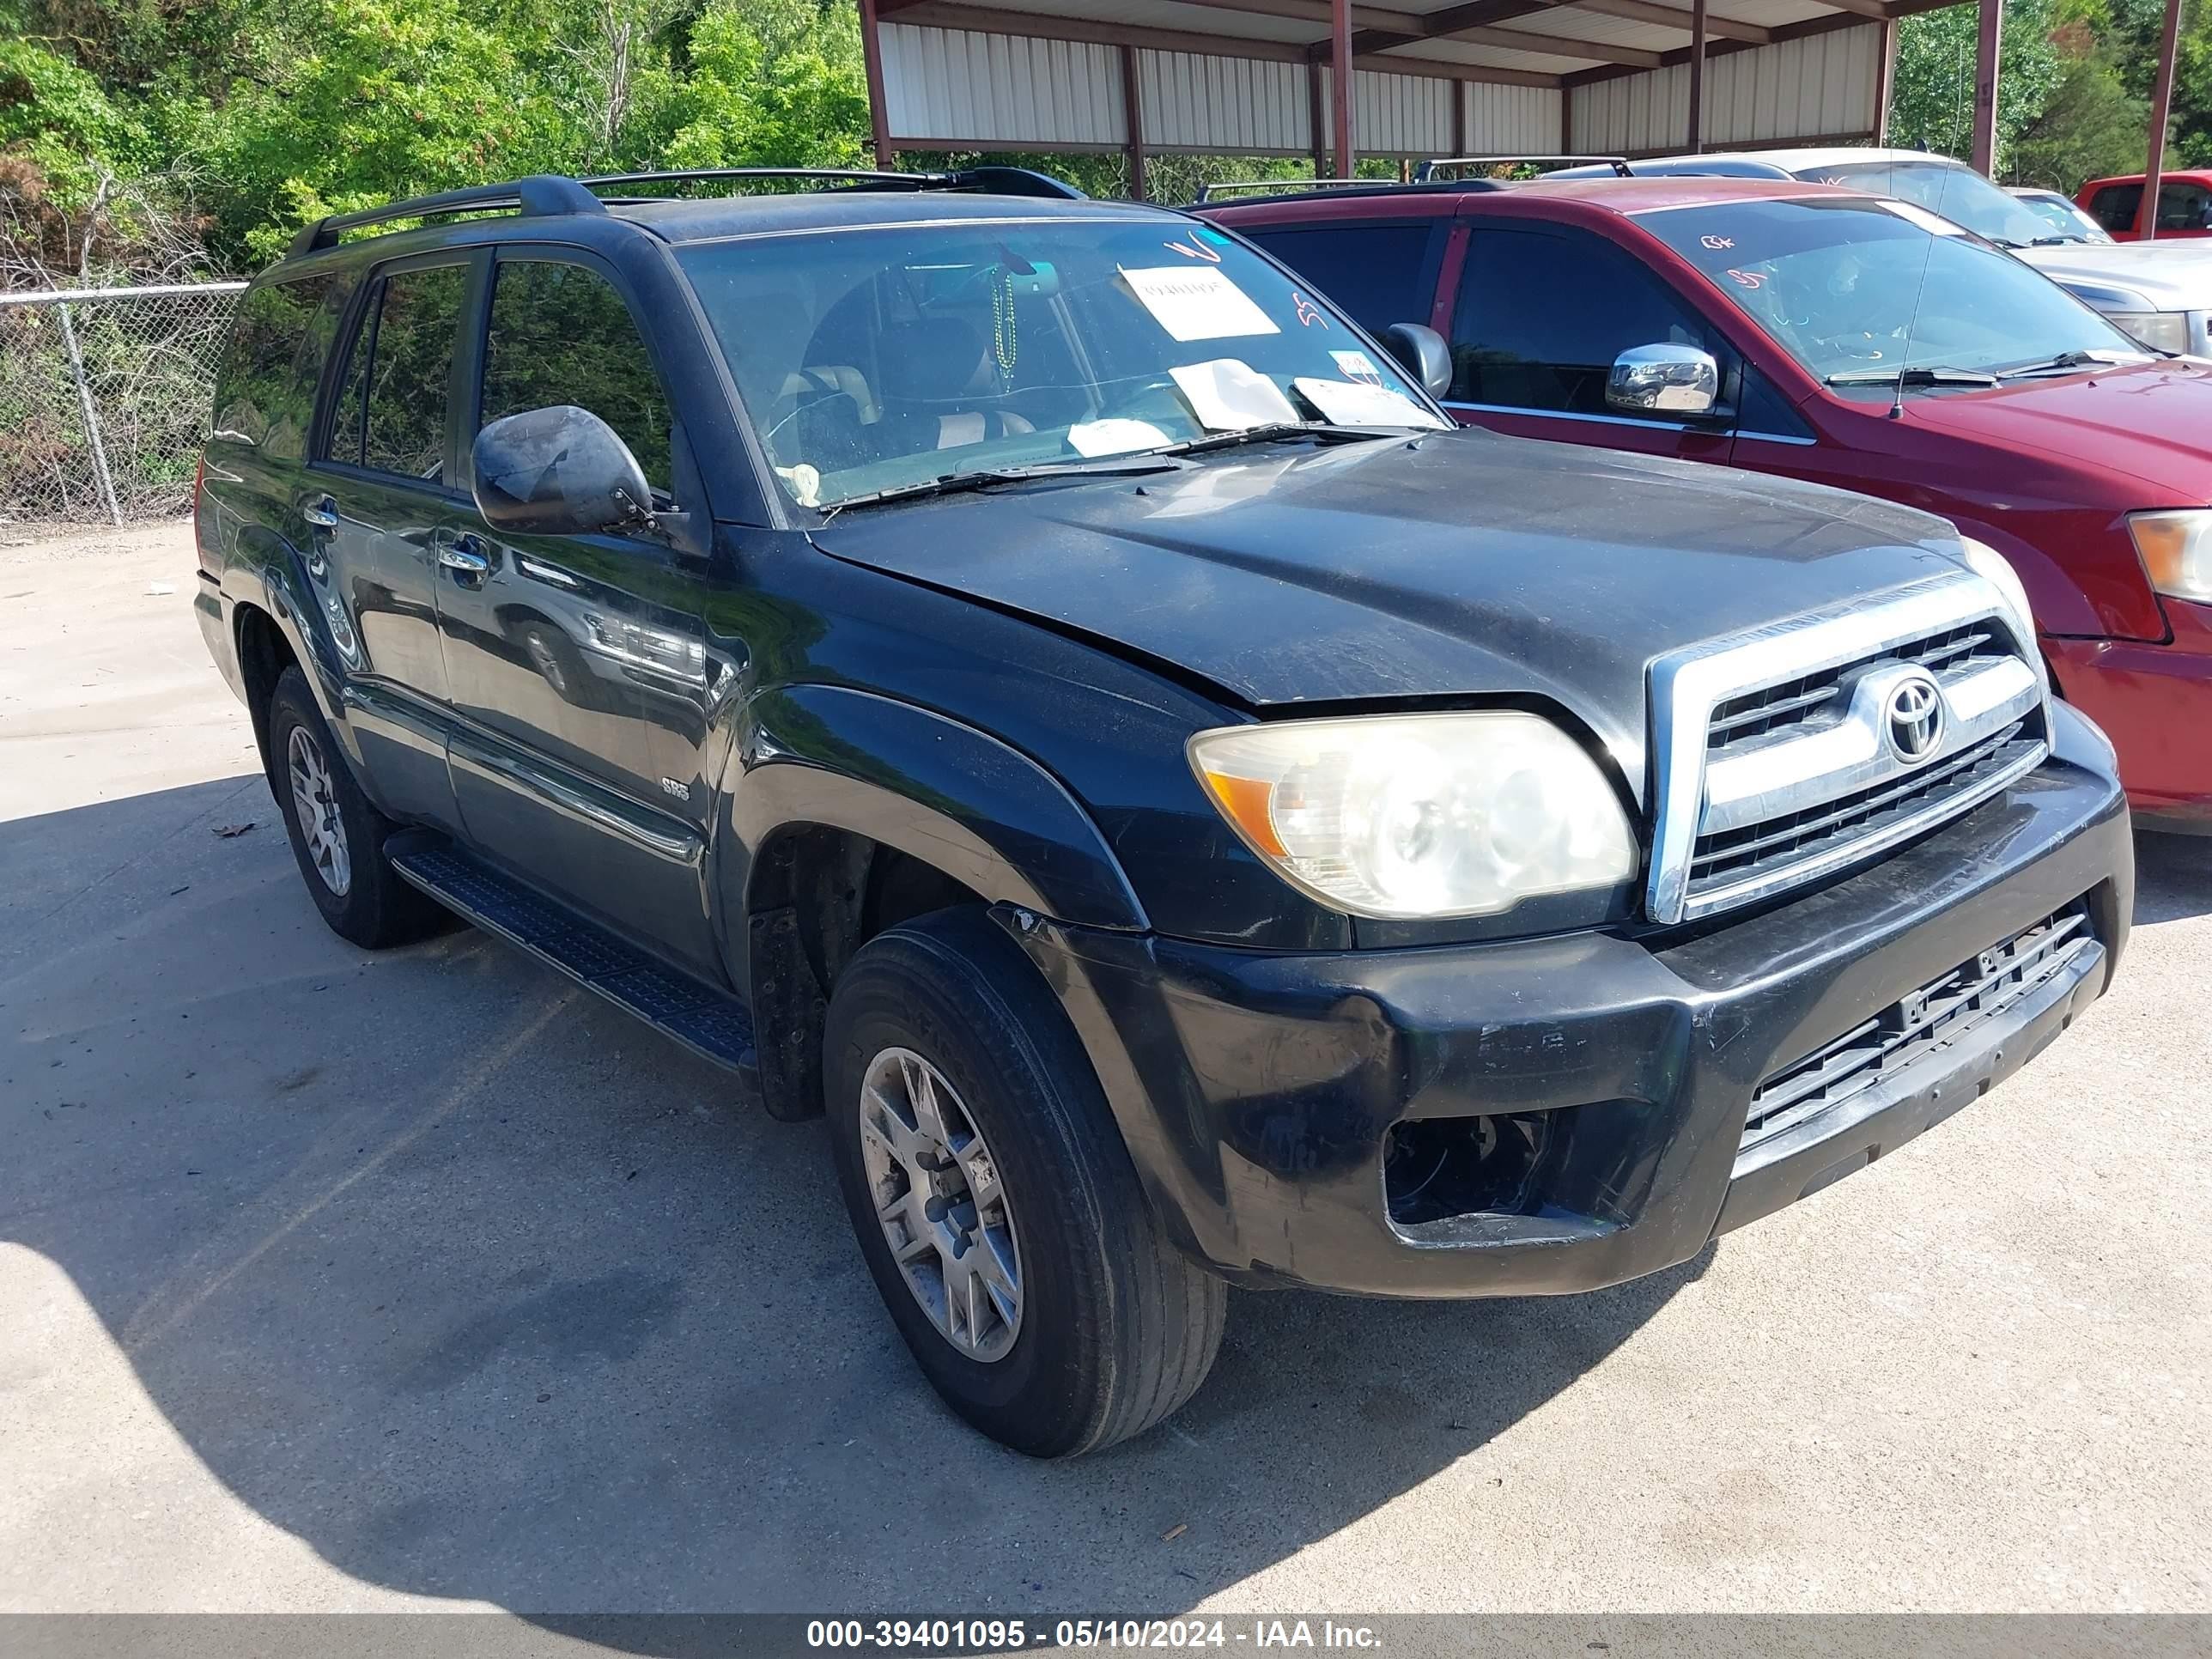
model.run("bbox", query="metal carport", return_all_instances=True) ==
[854,0,2197,234]
[854,0,1975,191]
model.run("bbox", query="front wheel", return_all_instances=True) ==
[826,908,1226,1456]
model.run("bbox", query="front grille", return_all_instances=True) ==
[1705,623,2008,753]
[1741,908,2094,1150]
[1689,725,2035,894]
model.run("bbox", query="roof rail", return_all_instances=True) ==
[287,164,1088,258]
[1415,154,1632,181]
[581,166,1086,200]
[290,174,605,257]
[1194,178,1403,204]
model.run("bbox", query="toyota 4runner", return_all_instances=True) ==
[194,167,2132,1456]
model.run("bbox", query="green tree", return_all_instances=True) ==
[1892,0,2065,173]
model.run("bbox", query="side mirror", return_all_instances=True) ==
[1382,323,1454,399]
[1607,343,1720,417]
[471,404,653,537]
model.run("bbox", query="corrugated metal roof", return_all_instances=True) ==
[878,1,1963,164]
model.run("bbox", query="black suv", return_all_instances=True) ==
[194,167,2132,1456]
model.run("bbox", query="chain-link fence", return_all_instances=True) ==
[0,282,246,531]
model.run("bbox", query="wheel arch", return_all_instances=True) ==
[718,684,1148,1121]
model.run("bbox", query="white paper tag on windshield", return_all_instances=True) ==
[1293,377,1450,429]
[1879,200,1971,237]
[1330,349,1385,386]
[1170,359,1300,430]
[1122,266,1281,342]
[1067,417,1172,457]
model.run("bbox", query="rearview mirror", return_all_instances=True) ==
[1607,343,1720,417]
[471,404,654,537]
[1382,323,1454,399]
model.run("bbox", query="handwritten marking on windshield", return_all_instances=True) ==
[1701,234,1735,250]
[1164,238,1224,264]
[1291,289,1329,328]
[1725,268,1767,289]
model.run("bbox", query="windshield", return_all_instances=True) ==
[1641,196,2146,385]
[1795,159,2056,248]
[675,216,1440,509]
[2014,191,2110,243]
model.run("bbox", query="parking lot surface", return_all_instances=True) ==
[3,526,2209,1619]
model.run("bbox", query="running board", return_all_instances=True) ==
[386,832,759,1080]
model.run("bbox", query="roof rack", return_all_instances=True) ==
[289,165,1087,257]
[579,166,1086,200]
[291,175,605,256]
[1415,155,1632,181]
[1190,176,1513,206]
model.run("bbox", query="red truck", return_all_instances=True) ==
[1201,173,2212,831]
[2079,171,2212,241]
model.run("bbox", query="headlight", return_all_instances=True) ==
[1188,712,1637,920]
[1956,537,2040,654]
[2104,310,2191,354]
[2130,509,2212,605]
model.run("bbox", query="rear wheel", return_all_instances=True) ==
[826,908,1226,1456]
[267,666,445,949]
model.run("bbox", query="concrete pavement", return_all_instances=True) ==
[3,526,2209,1620]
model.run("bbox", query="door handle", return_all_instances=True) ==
[301,497,338,529]
[437,535,492,576]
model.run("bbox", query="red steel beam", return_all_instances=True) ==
[1686,0,1706,152]
[1969,0,2002,175]
[2142,0,2185,238]
[1332,0,1354,177]
[859,0,896,165]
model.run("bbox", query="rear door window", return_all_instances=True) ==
[479,259,674,495]
[322,264,469,483]
[1237,222,1444,336]
[1449,225,1716,416]
[213,275,340,456]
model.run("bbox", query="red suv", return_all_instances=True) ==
[2079,171,2212,240]
[1202,175,2212,831]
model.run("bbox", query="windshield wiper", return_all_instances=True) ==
[818,454,1191,514]
[1160,422,1420,458]
[1996,349,2149,378]
[1826,365,2000,388]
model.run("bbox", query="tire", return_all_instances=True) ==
[826,907,1226,1457]
[266,665,446,950]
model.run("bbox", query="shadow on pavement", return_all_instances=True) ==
[2133,830,2210,926]
[4,778,1705,1624]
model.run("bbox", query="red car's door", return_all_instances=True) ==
[1437,217,1738,465]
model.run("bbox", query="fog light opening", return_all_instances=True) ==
[1383,1111,1554,1227]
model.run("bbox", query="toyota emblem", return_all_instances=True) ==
[1885,672,1945,763]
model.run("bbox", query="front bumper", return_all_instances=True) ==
[2049,596,2212,830]
[1012,705,2130,1297]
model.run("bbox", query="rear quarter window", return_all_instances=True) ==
[211,274,343,459]
[1237,222,1443,336]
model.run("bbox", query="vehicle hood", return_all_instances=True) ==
[1899,359,2212,501]
[810,430,1968,797]
[2018,240,2212,309]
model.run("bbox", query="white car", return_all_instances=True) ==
[2009,185,2115,245]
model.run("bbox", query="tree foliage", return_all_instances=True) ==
[2,0,878,278]
[7,0,2212,280]
[1892,0,2209,191]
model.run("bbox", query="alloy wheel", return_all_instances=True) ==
[287,724,352,896]
[858,1046,1024,1362]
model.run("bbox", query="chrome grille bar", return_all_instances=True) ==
[1646,573,2049,926]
